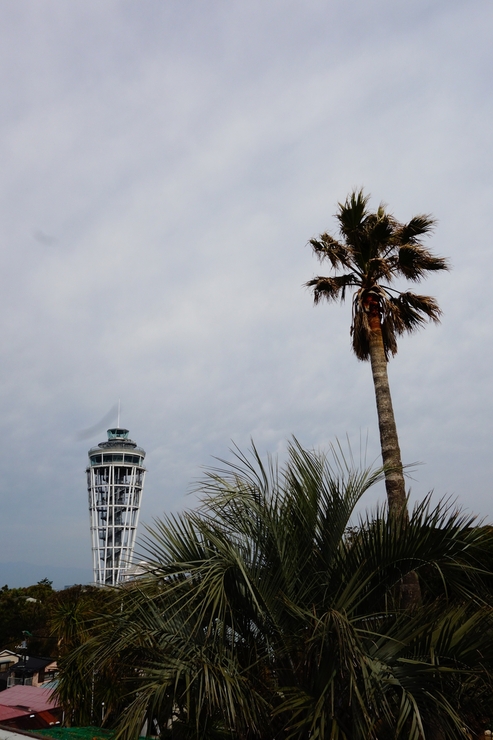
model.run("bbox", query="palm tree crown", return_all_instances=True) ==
[55,441,493,740]
[306,190,448,360]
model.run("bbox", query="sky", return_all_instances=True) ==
[0,0,492,589]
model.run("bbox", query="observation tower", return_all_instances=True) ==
[86,428,146,586]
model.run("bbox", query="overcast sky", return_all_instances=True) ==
[0,0,491,588]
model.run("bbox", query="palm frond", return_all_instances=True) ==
[391,292,442,333]
[350,287,400,361]
[380,310,399,358]
[367,257,393,281]
[350,300,372,361]
[363,212,395,254]
[394,214,436,244]
[308,234,354,269]
[306,273,358,304]
[337,189,370,236]
[393,245,449,281]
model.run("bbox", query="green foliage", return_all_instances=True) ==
[50,585,119,727]
[55,441,493,740]
[36,728,116,740]
[0,578,56,654]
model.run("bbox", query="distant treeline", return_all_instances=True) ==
[0,580,108,657]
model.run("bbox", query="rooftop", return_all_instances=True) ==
[0,686,58,713]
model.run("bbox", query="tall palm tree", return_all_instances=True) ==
[57,441,493,740]
[306,190,448,520]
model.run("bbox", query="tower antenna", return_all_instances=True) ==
[117,399,121,428]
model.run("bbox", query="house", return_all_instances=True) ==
[0,684,61,730]
[0,653,57,692]
[0,653,18,684]
[0,654,19,693]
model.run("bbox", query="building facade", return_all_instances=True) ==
[87,428,146,586]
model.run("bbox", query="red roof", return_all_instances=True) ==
[0,685,59,712]
[0,704,27,721]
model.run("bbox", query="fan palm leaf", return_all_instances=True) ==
[56,441,493,740]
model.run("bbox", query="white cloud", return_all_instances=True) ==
[0,0,491,580]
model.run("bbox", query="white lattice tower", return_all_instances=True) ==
[87,428,146,586]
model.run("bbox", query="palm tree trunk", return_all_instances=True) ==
[367,305,407,519]
[367,303,421,608]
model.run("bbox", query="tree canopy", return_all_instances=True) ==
[55,442,493,740]
[306,190,448,361]
[0,579,55,655]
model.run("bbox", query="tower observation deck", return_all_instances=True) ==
[86,428,146,586]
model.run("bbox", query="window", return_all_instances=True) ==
[102,454,124,463]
